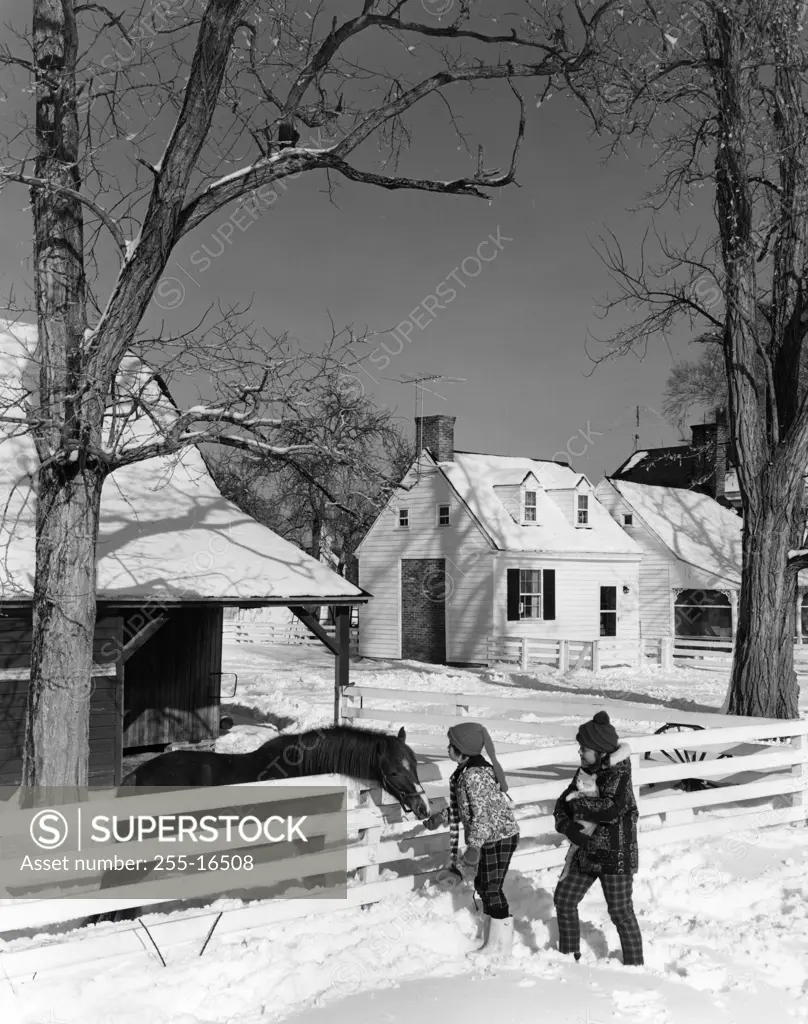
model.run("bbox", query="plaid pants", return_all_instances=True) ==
[553,855,643,965]
[474,834,519,919]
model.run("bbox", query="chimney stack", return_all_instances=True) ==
[415,415,456,463]
[690,406,729,500]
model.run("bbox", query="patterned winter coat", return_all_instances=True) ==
[553,742,639,876]
[435,754,519,866]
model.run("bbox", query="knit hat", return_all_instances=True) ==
[447,722,508,793]
[576,710,620,754]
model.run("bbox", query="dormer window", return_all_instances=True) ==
[524,490,537,523]
[577,494,589,526]
[623,513,633,526]
[398,509,409,528]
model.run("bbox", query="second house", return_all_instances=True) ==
[356,416,642,664]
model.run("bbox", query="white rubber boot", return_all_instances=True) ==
[488,916,514,960]
[466,914,491,960]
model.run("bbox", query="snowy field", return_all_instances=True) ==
[3,643,808,1024]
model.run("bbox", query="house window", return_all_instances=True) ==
[519,569,542,618]
[437,504,450,527]
[623,513,633,526]
[600,586,617,637]
[524,490,537,523]
[577,494,589,526]
[506,568,556,621]
[398,509,409,528]
[674,589,732,638]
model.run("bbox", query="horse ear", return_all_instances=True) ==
[397,727,406,741]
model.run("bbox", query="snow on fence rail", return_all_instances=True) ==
[2,714,807,983]
[222,621,359,651]
[487,634,808,673]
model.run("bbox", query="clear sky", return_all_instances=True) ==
[0,2,717,483]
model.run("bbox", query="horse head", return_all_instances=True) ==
[377,727,430,820]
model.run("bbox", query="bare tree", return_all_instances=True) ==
[664,317,808,431]
[208,372,415,584]
[581,0,808,717]
[0,0,619,787]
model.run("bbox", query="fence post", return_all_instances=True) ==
[559,639,569,672]
[341,689,360,726]
[521,637,528,671]
[791,732,808,823]
[591,640,600,674]
[357,791,382,883]
[661,636,673,672]
[637,638,644,669]
[629,750,641,814]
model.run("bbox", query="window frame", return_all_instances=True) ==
[599,585,617,637]
[437,503,451,527]
[398,508,410,529]
[674,589,733,639]
[623,513,633,526]
[576,493,589,526]
[519,568,542,619]
[523,489,538,524]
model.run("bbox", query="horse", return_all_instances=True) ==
[84,725,429,927]
[121,724,429,818]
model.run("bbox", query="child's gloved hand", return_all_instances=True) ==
[422,810,447,831]
[567,822,594,846]
[461,846,481,869]
[434,865,464,888]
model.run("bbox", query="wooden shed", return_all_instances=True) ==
[0,326,368,786]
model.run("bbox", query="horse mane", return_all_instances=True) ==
[254,725,400,781]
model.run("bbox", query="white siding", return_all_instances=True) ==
[493,554,640,640]
[357,464,494,663]
[595,481,677,638]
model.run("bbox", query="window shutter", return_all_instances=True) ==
[542,569,556,620]
[507,569,520,621]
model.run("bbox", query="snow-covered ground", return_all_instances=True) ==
[3,644,808,1024]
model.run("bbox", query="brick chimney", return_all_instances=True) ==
[690,406,729,500]
[415,415,456,463]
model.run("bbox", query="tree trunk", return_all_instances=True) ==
[23,0,103,793]
[310,515,322,562]
[24,465,105,791]
[728,461,802,719]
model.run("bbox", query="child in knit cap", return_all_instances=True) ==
[422,721,519,960]
[553,710,643,966]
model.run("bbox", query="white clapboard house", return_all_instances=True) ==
[356,416,642,664]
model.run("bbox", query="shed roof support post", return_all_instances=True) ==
[334,605,350,725]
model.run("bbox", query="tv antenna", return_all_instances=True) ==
[383,373,466,478]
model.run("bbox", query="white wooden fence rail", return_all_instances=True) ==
[2,691,807,984]
[486,634,808,673]
[222,621,359,649]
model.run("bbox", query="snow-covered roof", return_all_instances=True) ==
[604,479,743,583]
[618,451,647,474]
[438,452,641,555]
[0,321,365,604]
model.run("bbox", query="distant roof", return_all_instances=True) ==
[437,452,641,555]
[611,444,699,490]
[604,479,743,583]
[0,321,365,605]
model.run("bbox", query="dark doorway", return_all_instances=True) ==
[401,559,447,663]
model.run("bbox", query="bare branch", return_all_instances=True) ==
[0,170,127,257]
